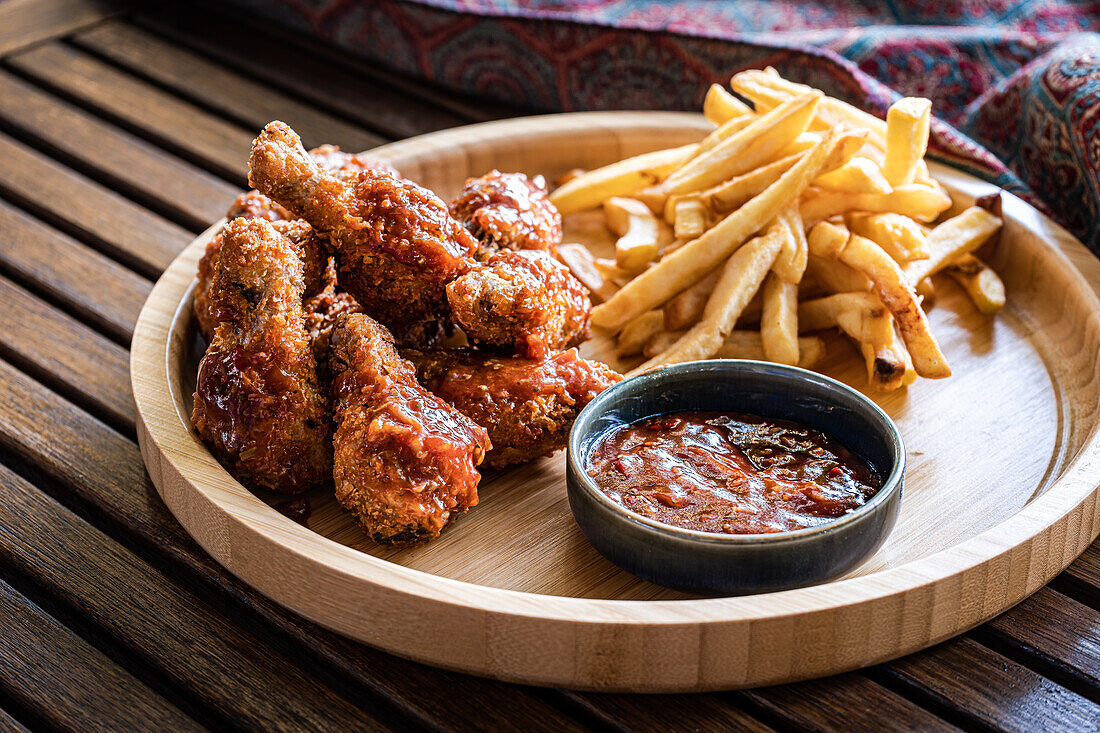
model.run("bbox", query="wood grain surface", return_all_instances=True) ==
[131,112,1100,692]
[1,0,1098,727]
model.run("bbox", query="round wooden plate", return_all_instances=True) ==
[131,112,1100,692]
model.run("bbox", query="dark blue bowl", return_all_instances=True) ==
[566,360,904,596]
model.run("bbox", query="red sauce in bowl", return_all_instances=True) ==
[586,411,881,535]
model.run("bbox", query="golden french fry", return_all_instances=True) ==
[716,331,825,368]
[859,337,907,391]
[660,93,821,194]
[697,114,756,155]
[672,198,707,239]
[799,184,952,224]
[775,131,822,158]
[806,253,873,293]
[617,310,665,357]
[704,83,753,125]
[550,143,698,215]
[883,97,932,187]
[687,153,802,214]
[643,330,685,358]
[593,130,839,332]
[772,204,808,282]
[593,257,635,284]
[838,234,951,378]
[915,277,936,307]
[904,206,1003,283]
[604,197,660,272]
[946,254,1005,315]
[558,242,618,302]
[761,272,800,365]
[634,227,783,371]
[554,168,586,187]
[631,186,669,214]
[807,220,850,259]
[663,269,721,330]
[847,212,929,261]
[798,292,889,338]
[814,157,892,194]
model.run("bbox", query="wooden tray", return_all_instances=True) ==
[131,112,1100,692]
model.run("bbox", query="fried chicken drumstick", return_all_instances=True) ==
[449,170,562,258]
[193,144,391,342]
[447,249,592,358]
[192,218,331,494]
[330,313,491,544]
[249,121,477,346]
[405,348,621,468]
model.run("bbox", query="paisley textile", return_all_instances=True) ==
[228,0,1100,252]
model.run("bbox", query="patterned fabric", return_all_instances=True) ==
[227,0,1100,253]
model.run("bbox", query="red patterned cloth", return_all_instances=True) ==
[227,0,1100,253]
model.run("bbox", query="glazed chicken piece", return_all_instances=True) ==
[405,348,621,468]
[449,170,562,259]
[446,249,592,359]
[194,144,393,341]
[330,313,490,544]
[303,259,364,370]
[194,218,326,342]
[192,218,331,494]
[248,121,478,346]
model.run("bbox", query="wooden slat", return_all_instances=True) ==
[1059,543,1100,607]
[0,560,201,731]
[138,9,480,138]
[0,131,191,276]
[562,691,773,732]
[0,0,131,56]
[739,675,960,732]
[6,42,252,182]
[0,708,30,733]
[0,459,396,731]
[0,360,589,731]
[0,277,131,427]
[71,21,385,152]
[979,587,1100,697]
[876,637,1100,731]
[0,200,150,342]
[0,69,237,227]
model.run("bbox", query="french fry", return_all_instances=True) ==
[593,130,839,332]
[673,198,707,239]
[634,227,784,371]
[643,330,685,358]
[687,153,802,214]
[558,242,618,302]
[550,143,699,215]
[798,292,890,339]
[838,234,951,378]
[554,168,586,186]
[593,257,634,284]
[772,204,808,282]
[604,197,660,272]
[883,97,932,187]
[859,337,907,391]
[799,184,952,224]
[775,131,823,158]
[903,206,1003,283]
[617,310,666,357]
[915,278,935,307]
[663,270,719,330]
[697,114,756,155]
[761,272,800,365]
[807,220,850,259]
[847,212,929,261]
[703,83,753,125]
[660,93,821,194]
[716,331,825,368]
[946,254,1005,315]
[814,157,892,194]
[807,253,873,293]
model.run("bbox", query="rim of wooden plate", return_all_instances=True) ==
[131,112,1100,692]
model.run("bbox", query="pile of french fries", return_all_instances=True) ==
[553,68,1005,390]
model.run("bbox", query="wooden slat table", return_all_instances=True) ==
[0,2,1096,730]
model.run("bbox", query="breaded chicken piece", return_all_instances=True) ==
[303,259,364,370]
[194,144,393,341]
[446,249,592,359]
[192,218,331,494]
[330,313,490,544]
[248,121,477,346]
[194,218,326,342]
[405,348,621,468]
[449,170,562,258]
